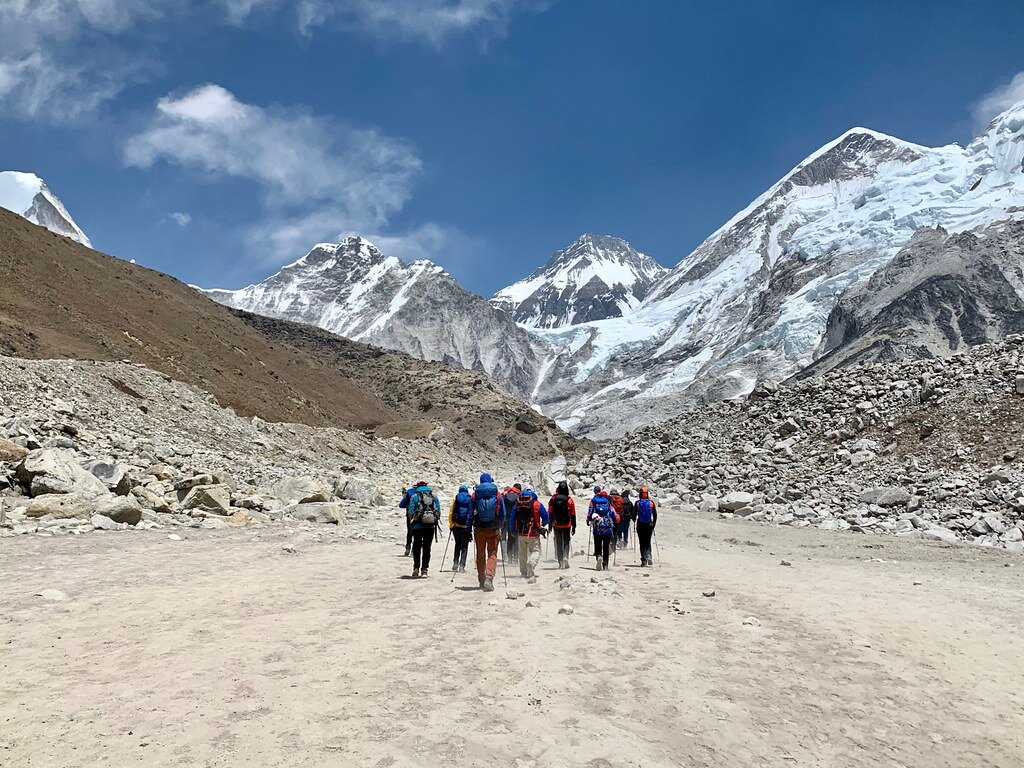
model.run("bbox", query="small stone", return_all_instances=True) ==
[506,591,519,600]
[913,580,923,586]
[167,534,182,541]
[742,616,760,626]
[38,589,66,601]
[702,589,716,598]
[558,604,574,615]
[780,560,792,567]
[525,601,540,608]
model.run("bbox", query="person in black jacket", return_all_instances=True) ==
[634,487,658,567]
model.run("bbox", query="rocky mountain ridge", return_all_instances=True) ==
[202,237,548,400]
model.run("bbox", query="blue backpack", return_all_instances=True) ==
[636,498,655,524]
[592,496,614,536]
[474,483,499,525]
[452,491,473,525]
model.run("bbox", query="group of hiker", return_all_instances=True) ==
[399,474,659,590]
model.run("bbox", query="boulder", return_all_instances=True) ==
[95,495,144,525]
[719,492,755,512]
[336,477,382,506]
[289,502,343,524]
[90,514,120,531]
[181,485,232,515]
[921,527,959,544]
[273,476,333,505]
[25,492,99,520]
[16,449,108,497]
[859,487,912,507]
[82,460,132,495]
[0,438,29,463]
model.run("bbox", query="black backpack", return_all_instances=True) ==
[515,494,536,535]
[550,494,572,526]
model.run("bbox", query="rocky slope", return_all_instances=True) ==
[490,233,666,329]
[808,220,1024,373]
[535,101,1024,437]
[0,356,550,538]
[573,336,1024,551]
[203,237,548,400]
[0,171,91,247]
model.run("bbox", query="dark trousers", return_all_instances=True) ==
[593,534,611,566]
[554,528,572,565]
[452,527,471,569]
[412,529,434,571]
[616,520,630,546]
[637,522,654,563]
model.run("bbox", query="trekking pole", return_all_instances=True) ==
[653,530,660,567]
[500,539,509,588]
[440,530,452,572]
[633,521,638,562]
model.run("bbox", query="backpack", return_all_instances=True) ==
[636,498,655,524]
[413,490,438,526]
[515,494,537,535]
[591,495,614,536]
[610,494,624,514]
[550,494,572,527]
[474,483,499,525]
[452,492,473,526]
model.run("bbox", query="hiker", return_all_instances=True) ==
[548,480,577,569]
[513,487,548,582]
[635,486,658,567]
[618,489,635,548]
[398,484,415,557]
[407,481,441,578]
[609,488,624,550]
[449,484,474,573]
[469,473,502,592]
[501,483,522,565]
[587,485,619,572]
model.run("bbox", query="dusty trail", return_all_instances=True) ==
[2,508,1022,767]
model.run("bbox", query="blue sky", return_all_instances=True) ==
[2,0,1024,295]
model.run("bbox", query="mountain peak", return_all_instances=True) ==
[0,171,91,247]
[491,234,667,330]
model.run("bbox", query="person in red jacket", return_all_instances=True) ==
[513,488,548,582]
[548,480,577,569]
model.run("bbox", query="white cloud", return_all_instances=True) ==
[972,71,1024,132]
[168,211,192,226]
[126,84,424,261]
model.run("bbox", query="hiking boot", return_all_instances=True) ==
[421,570,429,579]
[527,576,537,584]
[595,561,603,572]
[412,568,420,578]
[404,547,411,557]
[482,578,494,592]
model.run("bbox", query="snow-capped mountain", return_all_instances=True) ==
[490,234,666,329]
[0,171,91,247]
[202,237,548,399]
[535,100,1024,437]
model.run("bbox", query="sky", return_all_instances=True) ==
[2,0,1024,296]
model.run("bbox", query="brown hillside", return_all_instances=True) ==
[0,207,394,429]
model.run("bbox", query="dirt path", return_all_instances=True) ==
[2,508,1022,767]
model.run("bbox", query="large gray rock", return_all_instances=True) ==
[273,476,333,505]
[95,495,144,525]
[859,487,912,507]
[289,502,343,524]
[719,492,756,512]
[82,460,132,495]
[17,449,108,497]
[335,477,383,506]
[25,492,98,520]
[181,485,232,515]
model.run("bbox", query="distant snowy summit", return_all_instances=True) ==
[490,233,666,329]
[0,171,91,247]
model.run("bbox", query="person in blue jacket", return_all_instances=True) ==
[587,486,619,572]
[448,484,474,573]
[467,472,502,591]
[406,481,441,578]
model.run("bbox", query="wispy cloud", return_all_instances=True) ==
[0,0,550,121]
[167,211,192,226]
[971,71,1024,132]
[125,84,423,261]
